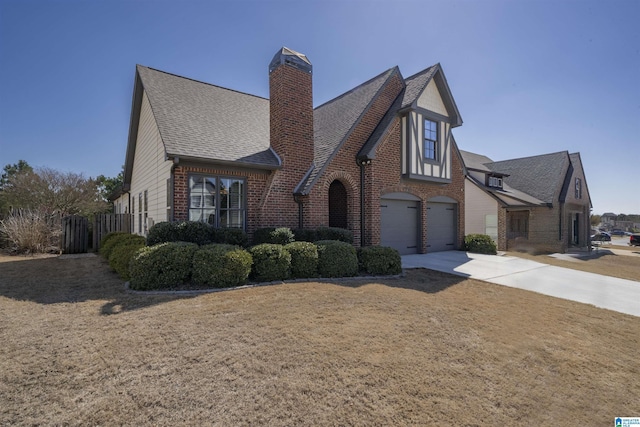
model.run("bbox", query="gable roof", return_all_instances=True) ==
[296,67,402,194]
[124,65,280,187]
[358,64,462,161]
[401,64,463,127]
[486,151,570,204]
[460,150,544,206]
[568,152,593,208]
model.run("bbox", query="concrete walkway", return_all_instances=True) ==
[402,251,640,317]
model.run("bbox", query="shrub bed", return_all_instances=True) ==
[358,246,402,276]
[129,242,198,290]
[147,221,249,247]
[464,234,497,255]
[316,240,358,278]
[192,244,253,288]
[249,244,291,282]
[108,241,145,280]
[211,228,249,247]
[284,241,318,279]
[100,233,145,260]
[252,227,295,245]
[146,222,179,246]
[293,227,354,244]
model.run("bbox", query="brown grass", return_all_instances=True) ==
[1,254,639,425]
[507,248,640,282]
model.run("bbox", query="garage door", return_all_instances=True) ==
[426,202,456,252]
[380,199,419,255]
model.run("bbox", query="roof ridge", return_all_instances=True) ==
[489,150,569,164]
[137,64,269,101]
[314,66,400,111]
[403,63,438,83]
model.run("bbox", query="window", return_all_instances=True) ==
[575,178,582,199]
[143,190,148,233]
[189,175,246,229]
[138,193,143,233]
[423,119,437,160]
[488,176,503,188]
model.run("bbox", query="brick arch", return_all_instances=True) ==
[322,171,358,231]
[380,185,423,201]
[322,171,358,197]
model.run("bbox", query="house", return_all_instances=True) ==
[600,212,617,230]
[461,150,592,253]
[115,47,467,255]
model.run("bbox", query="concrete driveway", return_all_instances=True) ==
[402,251,640,317]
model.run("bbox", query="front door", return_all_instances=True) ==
[572,213,580,245]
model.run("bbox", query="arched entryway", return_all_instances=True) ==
[328,180,348,229]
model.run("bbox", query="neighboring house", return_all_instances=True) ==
[461,150,592,253]
[600,212,616,227]
[115,47,467,254]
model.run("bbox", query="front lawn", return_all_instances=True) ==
[0,254,638,425]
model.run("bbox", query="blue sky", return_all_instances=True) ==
[0,0,638,215]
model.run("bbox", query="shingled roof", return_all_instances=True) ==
[486,151,571,204]
[128,65,280,171]
[460,150,544,206]
[296,67,401,194]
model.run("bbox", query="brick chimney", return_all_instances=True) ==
[262,47,314,227]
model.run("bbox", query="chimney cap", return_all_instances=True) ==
[269,47,312,74]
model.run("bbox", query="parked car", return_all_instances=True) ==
[630,234,640,246]
[611,230,625,236]
[591,232,611,242]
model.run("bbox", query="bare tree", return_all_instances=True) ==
[2,167,109,217]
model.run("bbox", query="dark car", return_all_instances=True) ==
[630,234,640,246]
[611,230,625,236]
[591,232,611,242]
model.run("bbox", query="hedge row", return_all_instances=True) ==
[116,241,400,291]
[146,221,249,247]
[99,232,146,280]
[253,226,353,245]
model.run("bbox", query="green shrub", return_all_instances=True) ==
[108,242,145,280]
[284,241,318,278]
[100,231,128,250]
[192,244,253,288]
[249,244,291,282]
[251,227,294,245]
[316,240,358,278]
[292,227,354,244]
[175,221,215,245]
[315,227,354,244]
[146,222,179,246]
[129,242,198,290]
[292,228,317,242]
[358,246,402,276]
[252,227,276,245]
[147,222,249,247]
[464,234,497,255]
[212,228,249,247]
[100,233,145,260]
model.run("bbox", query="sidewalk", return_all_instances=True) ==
[402,251,640,317]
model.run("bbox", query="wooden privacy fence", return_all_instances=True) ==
[93,213,133,251]
[61,215,89,254]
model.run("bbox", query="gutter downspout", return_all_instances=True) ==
[358,159,371,247]
[294,195,303,229]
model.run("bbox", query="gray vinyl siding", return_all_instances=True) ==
[129,91,173,234]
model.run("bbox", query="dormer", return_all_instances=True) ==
[486,173,507,190]
[400,64,462,183]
